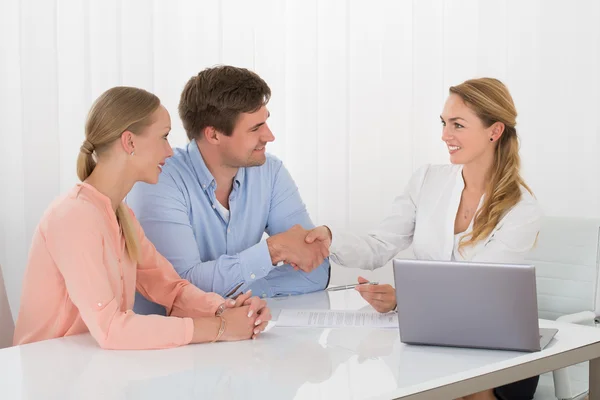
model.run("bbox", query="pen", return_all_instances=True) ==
[325,282,379,292]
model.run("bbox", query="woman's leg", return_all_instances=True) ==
[455,375,539,400]
[493,375,539,400]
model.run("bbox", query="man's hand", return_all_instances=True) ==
[267,225,329,273]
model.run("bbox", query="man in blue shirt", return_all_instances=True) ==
[128,66,330,315]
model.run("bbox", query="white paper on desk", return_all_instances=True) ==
[276,309,398,328]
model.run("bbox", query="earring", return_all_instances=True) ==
[130,151,135,156]
[489,138,494,142]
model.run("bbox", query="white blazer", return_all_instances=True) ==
[330,164,542,270]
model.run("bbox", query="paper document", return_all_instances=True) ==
[277,309,398,328]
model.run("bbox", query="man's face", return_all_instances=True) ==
[219,106,274,168]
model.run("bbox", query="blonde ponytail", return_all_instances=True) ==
[78,87,160,263]
[116,204,140,263]
[77,140,97,181]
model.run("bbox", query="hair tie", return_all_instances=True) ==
[80,140,95,155]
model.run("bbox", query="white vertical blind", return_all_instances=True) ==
[1,0,599,318]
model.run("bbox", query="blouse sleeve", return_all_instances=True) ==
[131,207,224,319]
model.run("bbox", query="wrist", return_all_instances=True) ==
[212,316,226,342]
[324,225,333,242]
[266,236,283,265]
[192,317,222,344]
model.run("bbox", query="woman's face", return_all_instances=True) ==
[440,94,500,166]
[128,105,174,184]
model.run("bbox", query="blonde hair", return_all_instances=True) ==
[77,87,160,263]
[449,78,533,252]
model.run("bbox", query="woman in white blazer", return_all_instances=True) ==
[306,78,541,400]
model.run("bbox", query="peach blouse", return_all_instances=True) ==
[14,183,224,349]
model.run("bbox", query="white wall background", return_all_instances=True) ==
[1,0,599,320]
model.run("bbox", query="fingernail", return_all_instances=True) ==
[247,289,252,294]
[229,300,236,305]
[248,310,254,318]
[254,329,260,335]
[254,319,262,326]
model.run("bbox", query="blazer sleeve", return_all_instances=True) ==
[329,165,430,270]
[470,193,543,264]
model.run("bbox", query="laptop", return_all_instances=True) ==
[392,259,558,352]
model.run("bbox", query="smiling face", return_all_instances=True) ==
[440,94,502,166]
[217,105,274,168]
[127,104,174,184]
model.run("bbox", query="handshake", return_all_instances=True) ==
[266,225,332,273]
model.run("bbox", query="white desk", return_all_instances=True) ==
[1,290,600,399]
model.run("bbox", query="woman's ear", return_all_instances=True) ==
[490,122,505,142]
[121,130,135,155]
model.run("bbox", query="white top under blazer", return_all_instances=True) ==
[330,164,543,269]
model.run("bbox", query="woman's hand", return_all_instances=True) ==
[304,225,332,249]
[354,276,397,313]
[218,305,258,341]
[241,294,271,339]
[220,290,272,340]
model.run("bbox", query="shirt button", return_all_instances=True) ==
[202,184,206,189]
[227,228,231,233]
[212,204,216,209]
[250,273,256,279]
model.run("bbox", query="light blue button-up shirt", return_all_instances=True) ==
[127,140,330,315]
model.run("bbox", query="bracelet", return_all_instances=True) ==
[215,302,226,317]
[211,316,226,343]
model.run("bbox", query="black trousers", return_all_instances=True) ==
[493,375,539,400]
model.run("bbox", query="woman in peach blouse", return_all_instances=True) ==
[14,87,271,350]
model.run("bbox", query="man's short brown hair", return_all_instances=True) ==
[178,65,271,140]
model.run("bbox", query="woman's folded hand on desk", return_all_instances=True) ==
[191,290,271,343]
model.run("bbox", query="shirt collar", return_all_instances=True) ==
[187,139,245,190]
[188,140,215,190]
[75,182,114,213]
[233,165,245,189]
[455,164,465,190]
